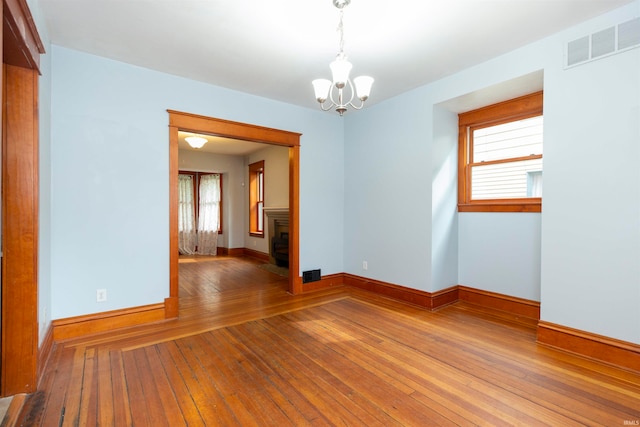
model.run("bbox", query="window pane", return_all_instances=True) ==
[471,158,542,199]
[178,174,195,232]
[527,171,543,197]
[198,174,221,233]
[473,116,543,162]
[257,201,264,232]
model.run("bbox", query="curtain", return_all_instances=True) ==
[530,171,543,197]
[178,174,197,254]
[197,174,221,255]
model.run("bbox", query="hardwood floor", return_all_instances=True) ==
[16,256,640,426]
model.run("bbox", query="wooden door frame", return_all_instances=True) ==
[1,0,45,396]
[166,111,302,318]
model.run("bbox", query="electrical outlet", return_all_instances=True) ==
[96,289,107,302]
[362,261,368,270]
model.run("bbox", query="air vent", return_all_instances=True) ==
[591,27,615,58]
[567,36,589,65]
[619,17,640,49]
[566,17,640,68]
[302,269,321,283]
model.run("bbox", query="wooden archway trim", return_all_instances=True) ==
[1,0,45,396]
[166,111,302,318]
[3,0,46,72]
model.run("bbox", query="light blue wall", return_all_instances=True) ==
[343,46,548,296]
[42,1,639,345]
[344,2,639,343]
[39,50,52,344]
[431,106,459,292]
[29,0,52,345]
[459,213,541,301]
[344,90,432,290]
[49,46,344,319]
[541,4,640,342]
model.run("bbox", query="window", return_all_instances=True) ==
[178,171,223,255]
[249,160,265,236]
[178,171,223,234]
[458,91,543,212]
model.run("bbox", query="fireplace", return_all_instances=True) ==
[264,208,289,267]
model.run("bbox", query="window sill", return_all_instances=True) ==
[249,232,265,238]
[458,200,541,213]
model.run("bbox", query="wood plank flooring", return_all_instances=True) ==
[16,256,640,426]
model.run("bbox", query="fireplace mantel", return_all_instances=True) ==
[264,207,289,215]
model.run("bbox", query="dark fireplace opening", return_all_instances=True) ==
[272,230,289,268]
[266,208,289,268]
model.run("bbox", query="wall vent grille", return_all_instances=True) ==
[302,269,321,283]
[565,17,640,68]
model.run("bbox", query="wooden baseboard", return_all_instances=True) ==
[52,303,167,342]
[431,286,460,309]
[226,248,245,257]
[343,274,457,310]
[301,273,345,293]
[37,323,54,385]
[344,273,432,308]
[165,296,179,319]
[537,321,640,373]
[458,285,540,320]
[242,248,270,262]
[2,393,27,426]
[306,272,538,320]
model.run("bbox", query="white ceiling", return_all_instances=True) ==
[40,0,632,114]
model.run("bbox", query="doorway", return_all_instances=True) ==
[166,111,302,318]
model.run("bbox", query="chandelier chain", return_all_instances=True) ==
[337,9,345,55]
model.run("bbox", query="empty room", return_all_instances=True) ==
[1,0,639,425]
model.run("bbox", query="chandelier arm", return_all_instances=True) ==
[346,99,366,110]
[328,85,338,107]
[319,101,335,112]
[345,78,366,109]
[344,78,356,105]
[329,80,355,108]
[327,85,344,109]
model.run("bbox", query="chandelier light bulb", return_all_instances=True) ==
[353,76,374,101]
[330,55,352,89]
[312,79,332,102]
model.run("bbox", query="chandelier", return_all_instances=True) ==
[312,0,373,116]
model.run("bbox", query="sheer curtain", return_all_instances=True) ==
[530,173,543,197]
[178,174,197,254]
[528,171,543,197]
[197,174,221,255]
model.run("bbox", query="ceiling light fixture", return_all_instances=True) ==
[312,0,373,116]
[185,136,207,149]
